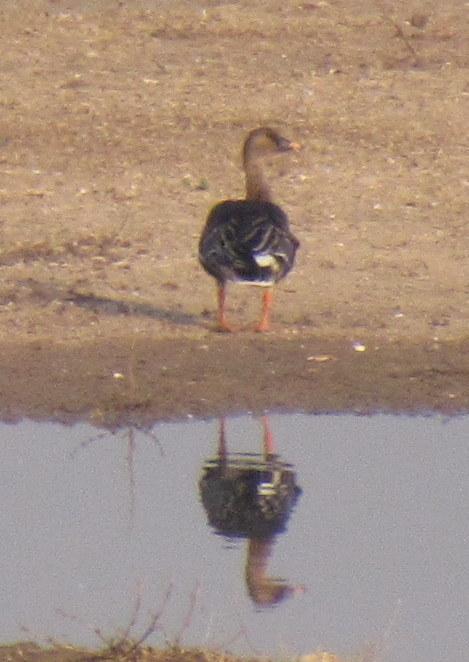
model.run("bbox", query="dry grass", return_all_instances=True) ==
[0,642,370,662]
[0,642,260,662]
[5,587,375,662]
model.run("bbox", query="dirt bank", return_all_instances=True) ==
[0,0,468,424]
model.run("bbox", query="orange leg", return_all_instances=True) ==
[216,283,234,332]
[218,416,228,457]
[261,415,276,457]
[255,287,273,332]
[218,417,228,473]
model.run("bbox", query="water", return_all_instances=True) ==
[0,413,468,661]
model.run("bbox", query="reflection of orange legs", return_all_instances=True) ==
[218,417,227,457]
[217,417,228,473]
[219,416,274,457]
[262,415,275,456]
[255,287,273,333]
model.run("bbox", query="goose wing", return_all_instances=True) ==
[199,200,299,284]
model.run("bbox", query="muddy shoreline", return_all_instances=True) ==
[1,334,468,427]
[0,0,468,426]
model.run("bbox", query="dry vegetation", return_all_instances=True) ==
[0,642,353,662]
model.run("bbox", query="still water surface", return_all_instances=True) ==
[0,414,468,661]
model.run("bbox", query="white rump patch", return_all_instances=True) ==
[236,280,273,287]
[254,253,275,267]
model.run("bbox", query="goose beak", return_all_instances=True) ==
[278,137,302,153]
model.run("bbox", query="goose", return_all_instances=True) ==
[199,127,300,332]
[199,417,303,606]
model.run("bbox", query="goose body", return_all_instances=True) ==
[198,127,300,332]
[200,199,298,287]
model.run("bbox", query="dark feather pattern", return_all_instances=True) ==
[198,126,301,331]
[199,199,299,285]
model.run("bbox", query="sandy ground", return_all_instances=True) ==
[0,0,468,424]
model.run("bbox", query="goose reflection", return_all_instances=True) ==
[199,416,303,607]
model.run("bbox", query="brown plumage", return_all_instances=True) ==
[199,127,300,332]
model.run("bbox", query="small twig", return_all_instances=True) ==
[375,0,419,65]
[173,581,200,646]
[216,623,260,657]
[387,17,418,61]
[69,430,113,459]
[56,584,172,660]
[117,590,143,645]
[116,583,173,659]
[125,427,137,529]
